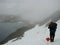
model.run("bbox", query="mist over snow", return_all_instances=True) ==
[0,0,60,44]
[0,15,21,23]
[0,0,60,25]
[3,20,60,45]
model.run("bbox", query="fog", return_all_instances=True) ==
[0,0,60,25]
[0,0,60,44]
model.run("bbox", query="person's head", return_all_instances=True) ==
[50,21,54,23]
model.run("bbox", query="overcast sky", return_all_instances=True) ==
[0,0,59,15]
[0,0,60,24]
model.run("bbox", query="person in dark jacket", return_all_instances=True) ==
[48,22,57,42]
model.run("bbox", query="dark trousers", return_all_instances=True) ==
[50,29,56,42]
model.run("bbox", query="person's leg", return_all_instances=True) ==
[50,31,53,42]
[51,31,56,42]
[52,32,54,42]
[53,31,56,41]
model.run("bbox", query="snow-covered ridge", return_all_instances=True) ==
[3,20,60,45]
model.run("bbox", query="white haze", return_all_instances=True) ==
[0,0,60,25]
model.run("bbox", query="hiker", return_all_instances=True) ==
[48,22,57,42]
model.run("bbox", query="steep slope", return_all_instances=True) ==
[0,25,34,44]
[3,20,60,45]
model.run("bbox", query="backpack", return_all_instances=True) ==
[48,22,57,29]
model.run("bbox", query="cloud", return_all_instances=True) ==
[0,0,60,25]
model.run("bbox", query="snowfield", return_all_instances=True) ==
[3,20,60,45]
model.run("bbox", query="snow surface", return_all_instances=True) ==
[3,20,60,45]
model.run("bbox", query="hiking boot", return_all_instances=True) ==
[50,39,54,42]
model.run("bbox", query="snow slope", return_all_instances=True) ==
[3,20,60,45]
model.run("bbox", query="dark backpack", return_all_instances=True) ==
[48,22,57,30]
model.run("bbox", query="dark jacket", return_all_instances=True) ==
[48,22,57,31]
